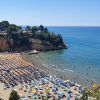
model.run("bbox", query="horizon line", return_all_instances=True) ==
[18,25,100,27]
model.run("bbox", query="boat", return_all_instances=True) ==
[28,50,38,54]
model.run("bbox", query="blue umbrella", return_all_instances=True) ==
[67,94,70,100]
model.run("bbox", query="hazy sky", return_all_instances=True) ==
[0,0,100,26]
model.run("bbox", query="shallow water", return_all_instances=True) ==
[25,26,100,84]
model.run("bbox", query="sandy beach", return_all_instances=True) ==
[0,53,83,100]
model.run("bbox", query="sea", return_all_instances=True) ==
[25,26,100,85]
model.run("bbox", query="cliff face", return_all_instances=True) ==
[0,38,66,52]
[0,38,9,51]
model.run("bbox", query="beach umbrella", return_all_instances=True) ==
[28,94,32,97]
[75,83,79,86]
[19,94,22,96]
[75,83,81,87]
[35,86,38,88]
[92,83,97,89]
[46,87,49,90]
[66,80,70,83]
[39,86,42,88]
[67,94,70,100]
[71,81,75,85]
[13,88,17,91]
[32,95,36,100]
[75,92,81,98]
[32,89,36,93]
[21,96,28,100]
[43,89,46,94]
[67,90,72,94]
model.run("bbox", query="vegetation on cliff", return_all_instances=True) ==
[0,21,66,52]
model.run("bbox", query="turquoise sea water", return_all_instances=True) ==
[27,27,100,84]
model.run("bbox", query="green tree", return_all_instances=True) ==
[53,96,56,100]
[7,24,18,34]
[81,89,88,100]
[0,21,9,27]
[32,26,38,33]
[38,25,44,32]
[44,28,48,33]
[93,89,100,100]
[25,26,31,31]
[0,98,3,100]
[9,90,20,100]
[75,98,79,100]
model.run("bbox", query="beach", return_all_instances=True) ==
[0,53,83,100]
[0,53,44,99]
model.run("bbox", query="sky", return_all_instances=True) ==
[0,0,100,26]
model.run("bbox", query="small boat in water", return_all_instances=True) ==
[28,50,38,54]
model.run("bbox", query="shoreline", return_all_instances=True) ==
[0,52,97,87]
[22,53,93,87]
[0,46,67,54]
